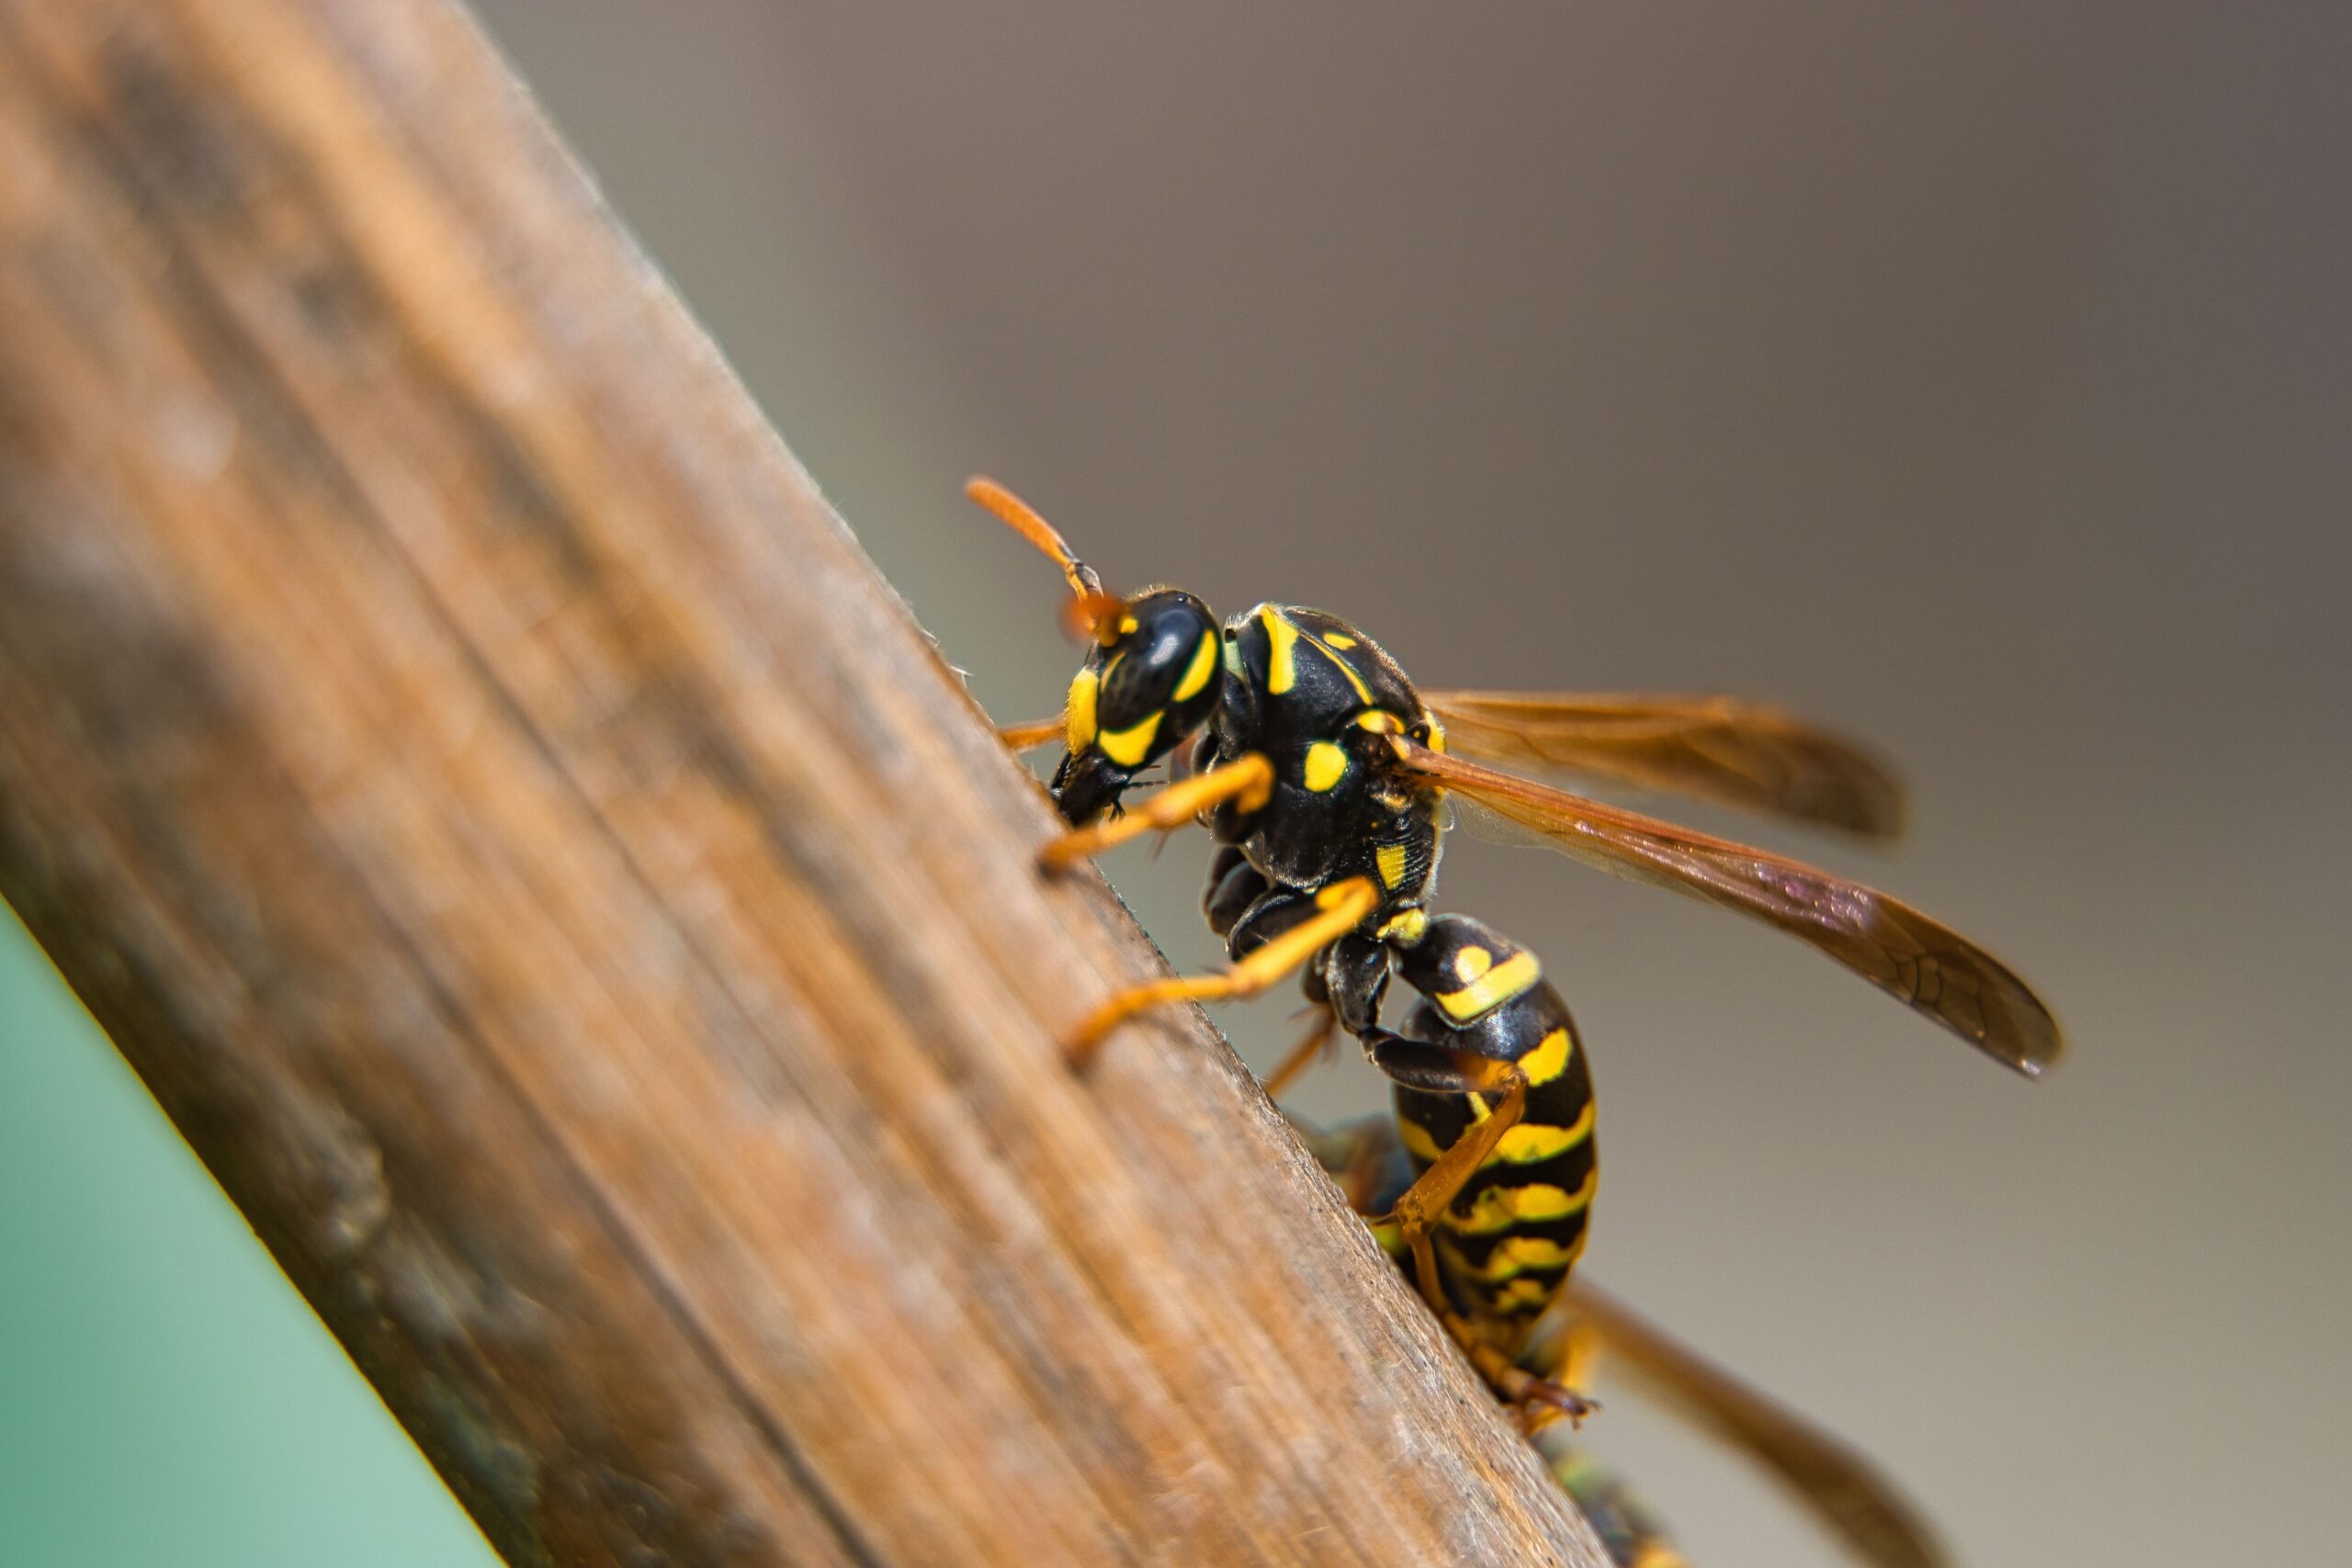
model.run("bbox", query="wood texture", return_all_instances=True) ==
[0,2,1603,1562]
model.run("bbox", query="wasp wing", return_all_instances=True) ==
[1391,740,2058,1075]
[1421,690,1905,840]
[1558,1281,1950,1568]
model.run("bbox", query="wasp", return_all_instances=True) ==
[1301,1110,1950,1568]
[971,476,2059,1425]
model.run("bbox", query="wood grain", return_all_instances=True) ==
[0,1,1604,1562]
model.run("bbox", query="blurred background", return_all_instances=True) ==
[5,5,2347,1564]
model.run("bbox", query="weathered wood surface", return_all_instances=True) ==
[0,2,1602,1562]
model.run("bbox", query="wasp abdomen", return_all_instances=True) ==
[1390,916,1598,1326]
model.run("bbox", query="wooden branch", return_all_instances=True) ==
[0,2,1601,1562]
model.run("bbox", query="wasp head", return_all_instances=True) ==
[1053,588,1224,823]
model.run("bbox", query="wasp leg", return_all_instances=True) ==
[1261,1006,1340,1100]
[1263,928,1389,1099]
[1040,753,1273,870]
[1062,876,1377,1069]
[1362,1038,1529,1301]
[1504,1317,1605,1435]
[997,716,1068,751]
[1203,846,1268,938]
[1430,1298,1598,1432]
[1363,1038,1597,1427]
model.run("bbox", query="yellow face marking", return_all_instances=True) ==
[1096,709,1163,767]
[1424,714,1447,753]
[1520,1026,1574,1087]
[1303,740,1348,793]
[1487,1100,1596,1166]
[1440,1178,1594,1235]
[1375,843,1409,888]
[1260,607,1301,694]
[1435,950,1542,1021]
[1172,629,1218,702]
[1065,668,1100,751]
[1374,907,1430,944]
[1354,709,1401,734]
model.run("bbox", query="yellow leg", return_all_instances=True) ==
[1554,1311,1606,1397]
[1261,1006,1339,1100]
[1063,877,1377,1069]
[997,716,1068,751]
[1371,1058,1530,1296]
[1366,1057,1595,1425]
[1040,753,1273,869]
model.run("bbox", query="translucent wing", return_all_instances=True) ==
[1559,1281,1950,1568]
[1391,739,2060,1075]
[1422,690,1905,840]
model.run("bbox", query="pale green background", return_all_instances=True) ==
[6,5,2350,1566]
[0,903,494,1566]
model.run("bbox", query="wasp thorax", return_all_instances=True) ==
[1052,588,1222,824]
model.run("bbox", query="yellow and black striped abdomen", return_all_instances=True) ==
[1393,965,1596,1329]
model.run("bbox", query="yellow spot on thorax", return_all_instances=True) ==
[1172,629,1218,701]
[1097,709,1163,766]
[1323,631,1357,649]
[1065,668,1099,750]
[1262,606,1376,704]
[1303,740,1348,792]
[1314,636,1374,703]
[1260,607,1300,694]
[1375,843,1409,888]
